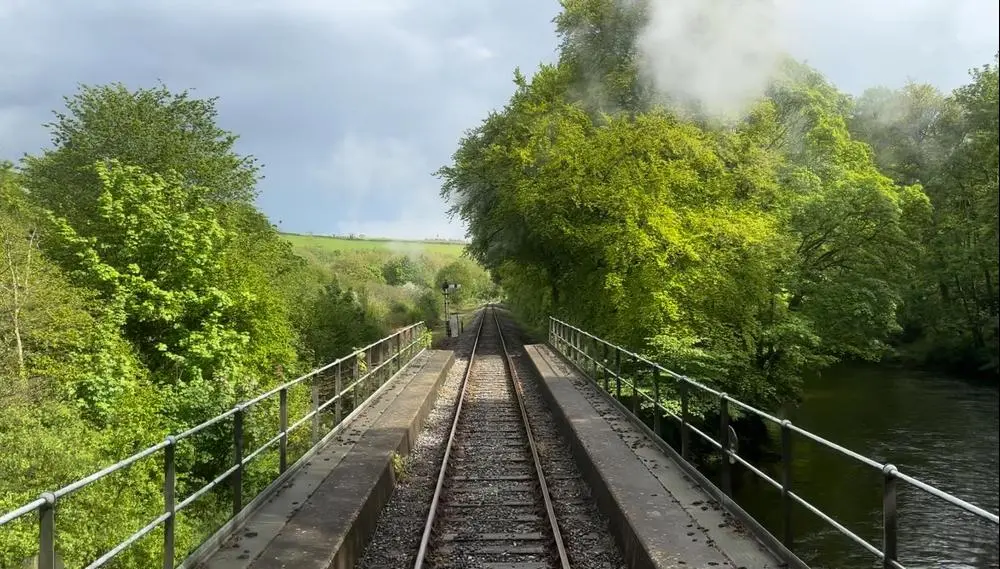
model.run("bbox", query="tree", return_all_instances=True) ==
[849,82,949,185]
[1,165,146,421]
[21,82,307,406]
[22,83,260,222]
[41,161,244,387]
[848,57,999,373]
[382,255,428,286]
[435,259,490,307]
[2,164,174,569]
[440,6,933,407]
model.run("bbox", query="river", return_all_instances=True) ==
[732,365,999,569]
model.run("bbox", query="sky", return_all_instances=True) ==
[1,1,997,241]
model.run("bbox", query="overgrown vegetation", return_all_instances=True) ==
[0,84,491,568]
[440,0,998,413]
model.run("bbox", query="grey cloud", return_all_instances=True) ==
[1,0,996,239]
[1,0,562,239]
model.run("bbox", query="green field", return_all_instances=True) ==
[281,233,468,257]
[278,232,493,335]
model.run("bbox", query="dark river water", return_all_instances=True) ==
[732,365,999,569]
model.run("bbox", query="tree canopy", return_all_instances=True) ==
[440,0,997,409]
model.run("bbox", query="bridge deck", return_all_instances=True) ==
[524,344,783,569]
[198,349,454,569]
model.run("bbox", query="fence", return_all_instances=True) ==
[549,317,998,569]
[0,321,428,569]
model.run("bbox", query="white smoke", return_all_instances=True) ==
[635,0,790,120]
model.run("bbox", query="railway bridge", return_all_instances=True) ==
[1,306,997,569]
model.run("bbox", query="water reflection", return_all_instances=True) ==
[732,365,999,569]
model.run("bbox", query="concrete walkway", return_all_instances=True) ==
[200,349,454,569]
[525,344,784,569]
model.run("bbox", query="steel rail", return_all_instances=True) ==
[494,308,572,569]
[413,307,487,569]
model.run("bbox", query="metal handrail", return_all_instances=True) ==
[0,321,428,569]
[548,316,998,569]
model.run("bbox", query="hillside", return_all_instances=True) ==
[281,233,468,258]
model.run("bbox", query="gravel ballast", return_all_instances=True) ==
[356,308,626,569]
[355,311,484,569]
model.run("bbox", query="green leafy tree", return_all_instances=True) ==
[435,259,490,307]
[848,57,999,372]
[21,81,306,400]
[304,283,383,363]
[2,163,176,569]
[22,82,260,218]
[41,161,244,388]
[382,255,428,286]
[440,7,933,407]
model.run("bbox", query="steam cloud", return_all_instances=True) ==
[635,0,789,120]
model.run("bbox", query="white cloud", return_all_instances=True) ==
[318,134,465,240]
[323,135,431,198]
[779,0,998,93]
[449,36,496,62]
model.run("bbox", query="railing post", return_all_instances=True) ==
[39,492,55,569]
[233,405,244,518]
[719,394,732,497]
[381,342,388,385]
[279,388,288,473]
[364,348,372,398]
[631,356,640,416]
[652,367,661,436]
[335,361,343,426]
[163,436,176,569]
[351,352,365,411]
[589,336,597,376]
[883,464,899,568]
[395,332,402,374]
[780,421,793,550]
[573,328,586,369]
[311,378,320,445]
[680,380,691,461]
[614,349,622,399]
[571,328,578,362]
[602,343,609,391]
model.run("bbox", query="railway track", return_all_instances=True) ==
[414,305,571,569]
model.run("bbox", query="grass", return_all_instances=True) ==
[391,451,410,481]
[282,233,468,257]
